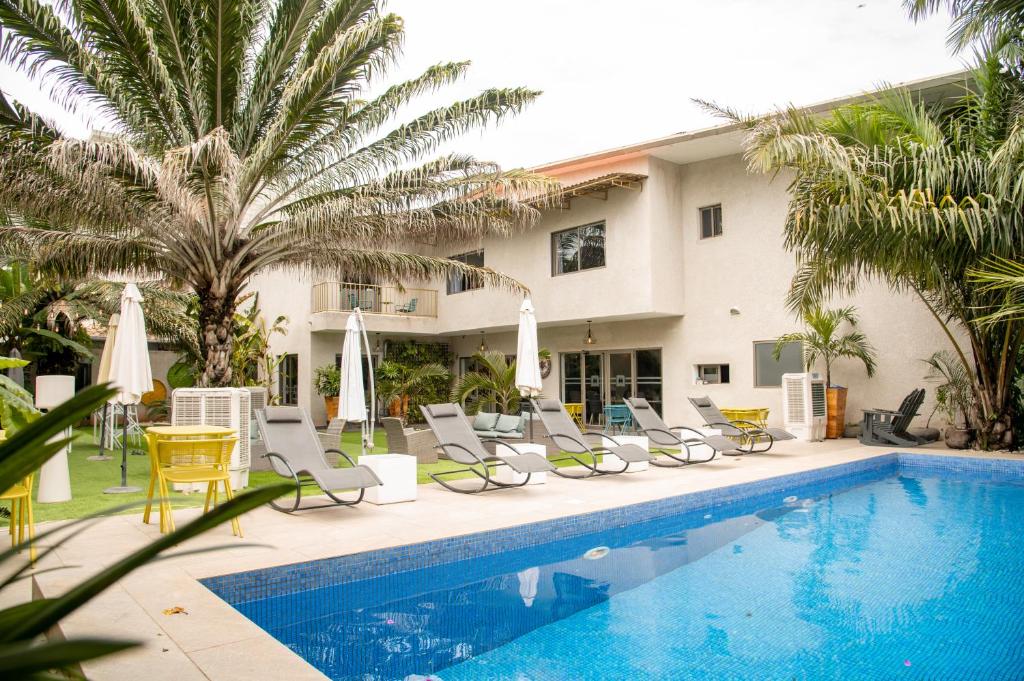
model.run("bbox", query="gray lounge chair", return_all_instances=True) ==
[531,398,654,477]
[624,397,741,464]
[255,406,382,513]
[687,395,795,454]
[420,403,555,494]
[860,389,937,447]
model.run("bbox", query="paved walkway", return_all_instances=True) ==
[10,439,1021,680]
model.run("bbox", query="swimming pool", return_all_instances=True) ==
[203,454,1024,680]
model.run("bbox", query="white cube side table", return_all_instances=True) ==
[358,454,417,505]
[493,442,547,486]
[597,435,650,473]
[691,427,723,460]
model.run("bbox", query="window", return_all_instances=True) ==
[279,353,298,405]
[447,249,484,294]
[552,221,605,275]
[696,363,730,384]
[699,204,723,239]
[754,340,803,387]
[459,356,484,375]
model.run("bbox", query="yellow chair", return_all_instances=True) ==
[2,473,35,563]
[153,437,241,537]
[564,403,586,430]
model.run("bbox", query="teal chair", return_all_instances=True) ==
[603,404,632,434]
[395,298,418,314]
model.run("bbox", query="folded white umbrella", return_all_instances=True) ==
[104,284,152,493]
[516,298,543,442]
[92,313,119,460]
[108,284,152,405]
[338,313,367,423]
[515,298,543,397]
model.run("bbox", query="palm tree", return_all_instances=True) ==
[0,0,551,386]
[773,307,877,388]
[376,360,449,421]
[907,1,1024,49]
[451,349,550,414]
[714,41,1024,449]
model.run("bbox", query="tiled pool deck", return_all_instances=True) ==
[10,439,1024,680]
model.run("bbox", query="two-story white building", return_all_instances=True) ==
[253,71,968,429]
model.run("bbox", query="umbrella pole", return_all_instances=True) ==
[104,404,142,494]
[89,403,113,461]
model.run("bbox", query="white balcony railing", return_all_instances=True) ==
[311,282,438,318]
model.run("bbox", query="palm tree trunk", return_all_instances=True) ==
[197,287,238,387]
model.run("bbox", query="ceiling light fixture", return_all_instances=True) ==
[478,331,487,353]
[584,321,595,345]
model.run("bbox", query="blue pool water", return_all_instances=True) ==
[204,456,1024,680]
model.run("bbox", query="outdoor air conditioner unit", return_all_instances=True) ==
[781,372,827,442]
[171,387,251,489]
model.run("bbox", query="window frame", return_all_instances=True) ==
[699,204,723,240]
[278,353,299,405]
[752,340,804,388]
[695,363,730,385]
[550,221,607,277]
[446,249,485,295]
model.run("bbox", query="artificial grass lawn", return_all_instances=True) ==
[12,428,597,522]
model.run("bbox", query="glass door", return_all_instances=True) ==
[607,353,634,405]
[583,353,603,425]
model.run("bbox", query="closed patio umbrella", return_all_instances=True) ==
[339,310,375,455]
[91,313,119,461]
[6,347,24,388]
[104,285,152,494]
[515,298,543,441]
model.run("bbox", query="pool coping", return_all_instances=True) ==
[29,445,1024,681]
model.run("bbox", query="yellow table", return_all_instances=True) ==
[144,425,234,532]
[720,408,769,430]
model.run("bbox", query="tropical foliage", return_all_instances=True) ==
[377,360,449,422]
[773,307,877,388]
[314,363,341,397]
[0,0,550,388]
[450,349,550,414]
[718,35,1024,449]
[0,381,291,676]
[923,349,975,429]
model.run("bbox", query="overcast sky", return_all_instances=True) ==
[2,0,963,169]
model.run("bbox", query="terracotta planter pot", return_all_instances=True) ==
[825,387,848,439]
[324,396,339,420]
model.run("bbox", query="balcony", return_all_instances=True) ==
[311,282,438,318]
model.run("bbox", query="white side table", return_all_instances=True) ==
[493,442,547,486]
[691,427,723,460]
[358,454,417,505]
[597,434,650,473]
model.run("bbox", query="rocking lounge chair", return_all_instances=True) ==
[531,398,654,477]
[255,406,382,512]
[687,395,795,454]
[624,397,741,465]
[420,403,555,494]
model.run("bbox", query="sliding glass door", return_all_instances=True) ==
[560,349,662,423]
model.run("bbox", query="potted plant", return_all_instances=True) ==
[923,350,974,449]
[376,360,449,422]
[314,364,340,418]
[775,306,877,439]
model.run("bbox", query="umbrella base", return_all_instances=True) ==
[103,485,142,494]
[87,455,113,462]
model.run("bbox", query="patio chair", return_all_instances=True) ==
[395,298,418,314]
[381,417,439,463]
[687,395,795,454]
[624,397,741,465]
[602,403,632,434]
[859,389,937,447]
[419,403,555,494]
[531,398,654,477]
[255,406,382,513]
[317,418,346,451]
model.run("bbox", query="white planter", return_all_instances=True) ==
[358,454,417,504]
[36,376,75,503]
[598,435,649,473]
[493,442,547,485]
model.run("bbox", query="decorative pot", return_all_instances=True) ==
[825,386,848,439]
[944,427,973,450]
[324,396,339,420]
